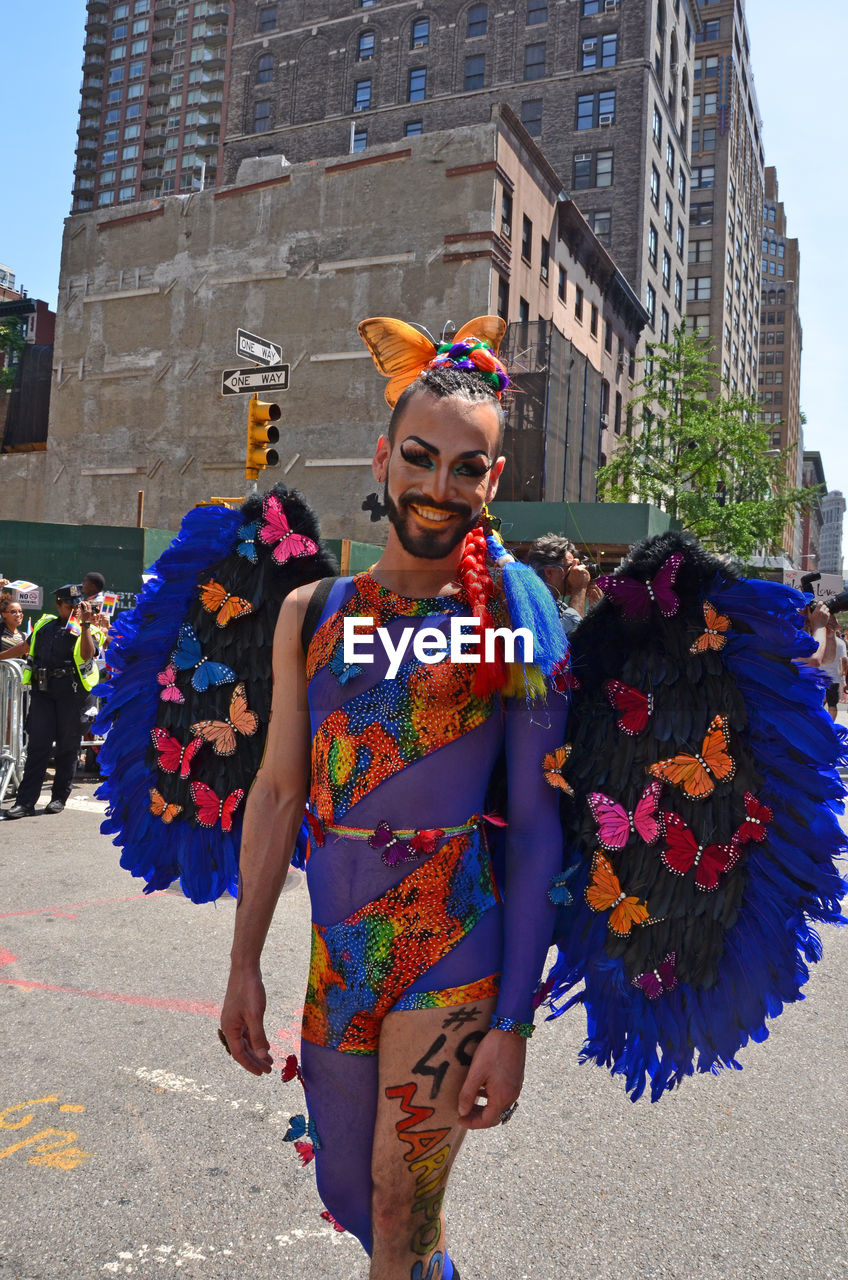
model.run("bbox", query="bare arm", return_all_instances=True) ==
[796,607,834,668]
[564,563,591,619]
[0,639,28,660]
[219,582,317,1075]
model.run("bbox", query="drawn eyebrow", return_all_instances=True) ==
[402,435,492,463]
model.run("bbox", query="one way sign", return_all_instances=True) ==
[236,328,283,367]
[221,364,290,395]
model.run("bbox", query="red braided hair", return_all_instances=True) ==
[457,522,507,696]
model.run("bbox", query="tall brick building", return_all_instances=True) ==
[683,0,763,399]
[71,0,234,214]
[224,0,699,333]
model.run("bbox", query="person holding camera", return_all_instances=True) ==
[2,585,102,819]
[820,615,846,721]
[527,532,595,635]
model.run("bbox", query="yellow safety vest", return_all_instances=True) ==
[22,613,102,693]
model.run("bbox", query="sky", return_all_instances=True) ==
[0,1,844,504]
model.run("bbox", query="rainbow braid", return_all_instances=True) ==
[425,338,511,400]
[484,526,568,701]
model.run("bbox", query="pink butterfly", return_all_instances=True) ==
[631,952,678,1000]
[156,664,185,704]
[597,553,683,621]
[587,780,663,850]
[294,1141,315,1166]
[258,493,319,565]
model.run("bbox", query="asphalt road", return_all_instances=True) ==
[1,766,847,1280]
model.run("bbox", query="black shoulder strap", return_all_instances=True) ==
[301,577,336,656]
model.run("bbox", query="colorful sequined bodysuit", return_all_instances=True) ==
[301,572,568,1054]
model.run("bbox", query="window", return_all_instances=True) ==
[120,164,137,181]
[405,120,423,136]
[521,99,542,137]
[518,297,530,325]
[119,185,136,202]
[501,190,513,238]
[604,319,613,353]
[107,89,123,105]
[465,54,485,90]
[112,23,128,39]
[646,282,656,327]
[100,169,117,186]
[600,379,609,421]
[540,236,550,282]
[524,42,546,79]
[699,19,721,40]
[666,140,675,175]
[97,191,115,206]
[467,4,488,37]
[678,168,686,203]
[558,265,567,301]
[527,0,547,24]
[660,306,670,343]
[703,91,717,114]
[601,33,618,66]
[662,249,671,290]
[357,31,374,60]
[577,90,615,128]
[589,209,611,245]
[652,104,662,145]
[497,275,509,321]
[408,67,426,101]
[688,238,712,263]
[253,99,271,132]
[130,38,147,54]
[258,5,277,32]
[127,82,143,98]
[674,273,682,311]
[351,127,368,152]
[582,33,617,68]
[108,66,125,84]
[650,164,660,207]
[676,220,684,259]
[701,127,716,151]
[690,201,713,226]
[122,144,139,160]
[648,223,658,268]
[354,79,372,111]
[614,391,622,434]
[572,148,612,188]
[692,165,714,189]
[582,0,601,11]
[123,123,140,140]
[110,44,127,60]
[590,304,599,337]
[125,103,140,119]
[575,286,584,321]
[687,276,711,301]
[521,214,532,261]
[664,193,673,234]
[411,17,429,47]
[256,53,274,83]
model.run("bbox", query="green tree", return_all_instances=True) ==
[596,330,815,563]
[0,320,26,392]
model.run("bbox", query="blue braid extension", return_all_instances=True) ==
[545,573,848,1101]
[485,534,567,677]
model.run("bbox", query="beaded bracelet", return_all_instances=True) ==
[489,1016,534,1039]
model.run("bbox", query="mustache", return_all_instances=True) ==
[399,494,473,518]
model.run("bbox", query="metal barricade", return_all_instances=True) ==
[0,659,29,805]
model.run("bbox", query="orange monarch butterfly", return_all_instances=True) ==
[199,580,254,628]
[542,744,574,795]
[357,315,507,407]
[585,851,651,936]
[149,788,182,825]
[646,714,736,801]
[689,600,732,654]
[191,682,259,757]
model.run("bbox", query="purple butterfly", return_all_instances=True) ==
[598,553,683,621]
[368,820,416,868]
[631,952,678,1001]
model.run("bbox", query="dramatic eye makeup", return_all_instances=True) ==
[399,436,493,478]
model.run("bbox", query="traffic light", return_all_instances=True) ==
[245,394,281,481]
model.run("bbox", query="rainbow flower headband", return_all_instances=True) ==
[358,315,510,407]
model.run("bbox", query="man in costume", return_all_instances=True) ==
[219,331,568,1279]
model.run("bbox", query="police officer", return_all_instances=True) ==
[2,585,102,819]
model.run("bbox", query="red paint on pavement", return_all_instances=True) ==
[0,975,221,1017]
[0,950,18,968]
[0,891,166,921]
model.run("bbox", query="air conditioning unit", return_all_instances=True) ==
[575,152,591,161]
[599,112,614,125]
[600,413,609,424]
[353,103,369,112]
[359,51,373,59]
[604,0,619,9]
[412,38,428,47]
[583,38,597,50]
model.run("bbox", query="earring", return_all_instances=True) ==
[362,492,387,522]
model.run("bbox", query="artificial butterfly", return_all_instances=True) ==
[235,519,259,563]
[586,780,663,851]
[281,1054,303,1084]
[647,715,735,800]
[368,820,416,868]
[409,827,445,856]
[156,664,185,704]
[191,682,259,757]
[149,788,183,825]
[361,492,387,523]
[690,600,732,654]
[305,810,325,848]
[294,1141,315,1166]
[329,645,362,686]
[189,781,245,833]
[150,728,202,780]
[605,679,653,736]
[171,623,237,693]
[358,315,507,407]
[258,493,319,566]
[548,871,576,907]
[542,744,574,795]
[735,790,773,844]
[661,812,740,891]
[284,1113,322,1149]
[597,553,683,622]
[631,952,678,1000]
[551,658,581,694]
[319,1210,346,1233]
[199,580,254,628]
[585,852,651,936]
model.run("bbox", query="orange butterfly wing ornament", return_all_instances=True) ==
[585,852,651,936]
[647,714,735,800]
[358,315,507,407]
[200,580,253,628]
[542,744,574,795]
[191,682,259,757]
[689,601,732,654]
[149,788,182,824]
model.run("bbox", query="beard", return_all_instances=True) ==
[383,478,479,561]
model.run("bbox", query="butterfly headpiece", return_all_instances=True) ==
[358,315,510,407]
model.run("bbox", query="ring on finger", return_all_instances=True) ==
[498,1101,518,1124]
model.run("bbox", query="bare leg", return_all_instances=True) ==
[370,995,497,1280]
